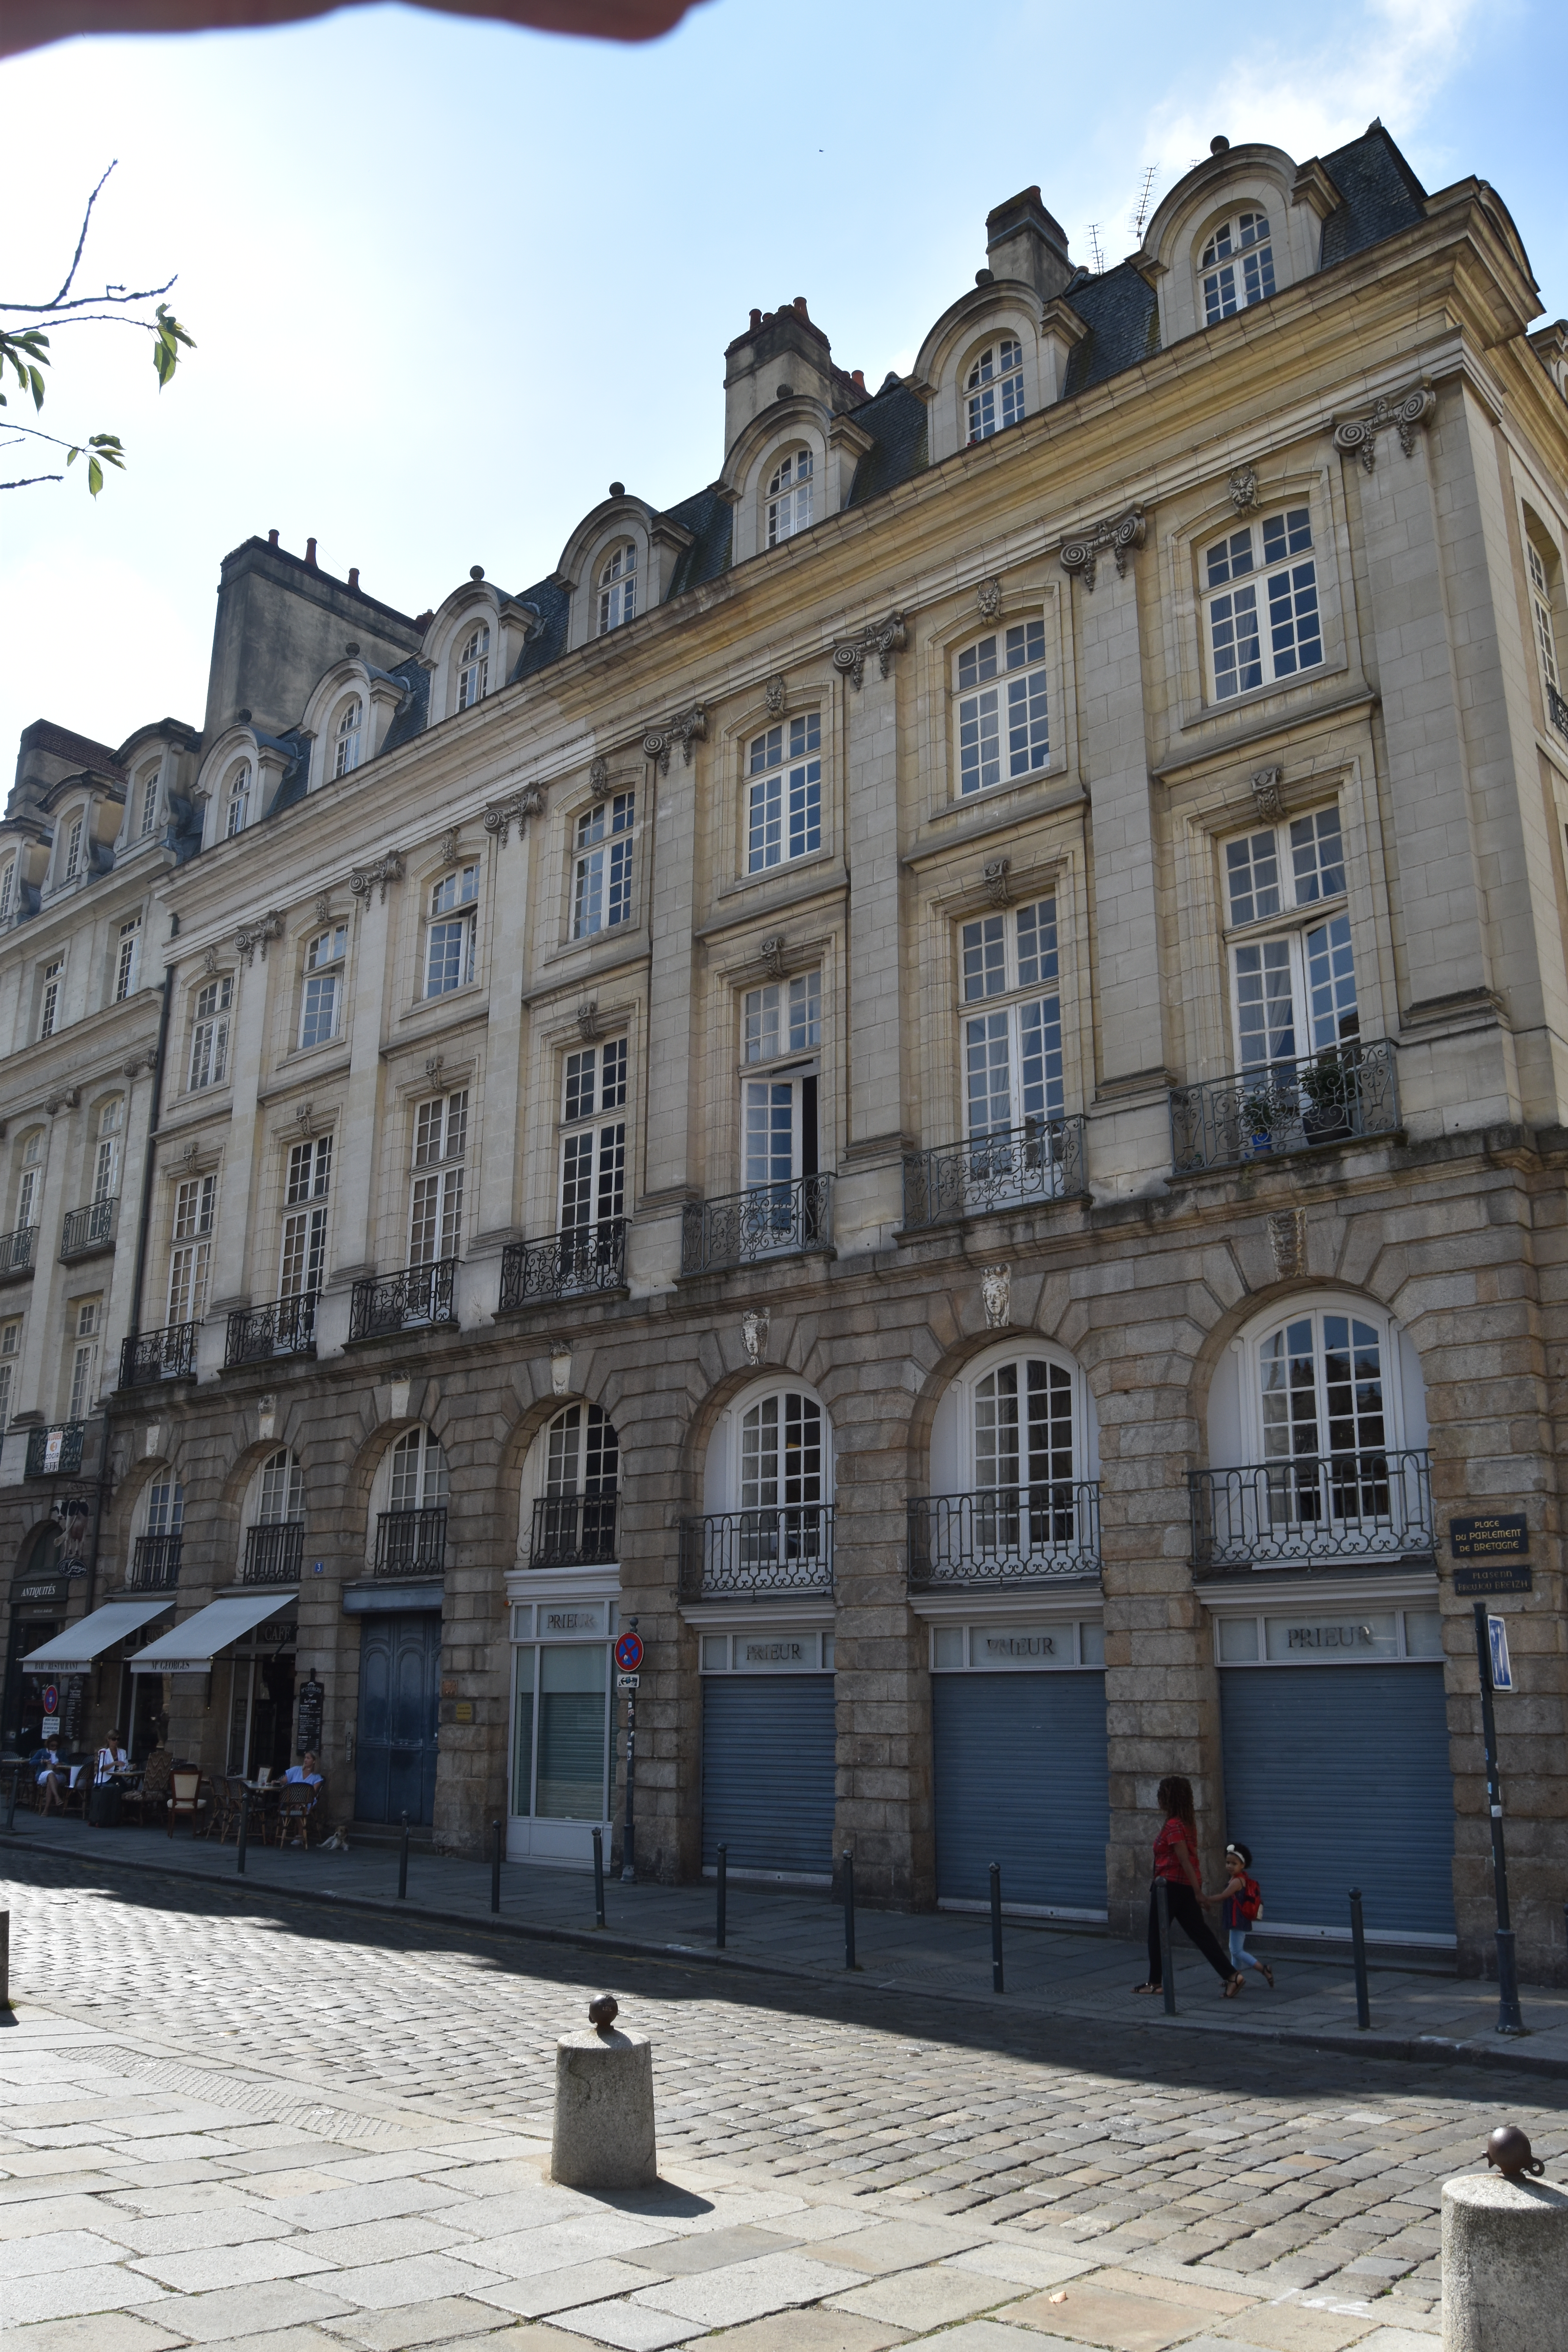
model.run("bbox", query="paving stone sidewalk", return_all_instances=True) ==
[4,1812,1564,2078]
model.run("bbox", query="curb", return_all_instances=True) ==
[1,1826,1562,2082]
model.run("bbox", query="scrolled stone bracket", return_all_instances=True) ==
[235,909,285,967]
[1058,507,1146,592]
[348,850,406,904]
[1332,385,1436,472]
[484,783,547,845]
[642,704,708,774]
[832,612,907,691]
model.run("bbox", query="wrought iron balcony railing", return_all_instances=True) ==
[0,1224,37,1279]
[349,1258,457,1341]
[225,1292,317,1367]
[243,1520,305,1584]
[902,1116,1086,1230]
[374,1506,447,1577]
[119,1321,199,1388]
[1170,1039,1397,1176]
[1189,1449,1435,1575]
[907,1483,1103,1590]
[501,1220,626,1310]
[127,1532,182,1590]
[1549,683,1568,746]
[529,1492,619,1567]
[678,1504,834,1600]
[681,1173,832,1277]
[61,1198,117,1259]
[25,1421,85,1477]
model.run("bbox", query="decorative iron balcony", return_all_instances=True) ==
[1549,683,1568,746]
[0,1225,37,1279]
[907,1483,1102,1590]
[501,1220,626,1310]
[374,1506,447,1577]
[127,1532,182,1590]
[225,1292,318,1367]
[1190,1449,1434,1575]
[119,1321,199,1388]
[350,1258,457,1341]
[61,1198,117,1259]
[529,1492,619,1568]
[903,1116,1086,1231]
[1170,1039,1397,1176]
[681,1174,833,1277]
[678,1505,834,1600]
[25,1421,85,1477]
[243,1521,305,1584]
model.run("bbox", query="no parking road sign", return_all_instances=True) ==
[614,1631,644,1675]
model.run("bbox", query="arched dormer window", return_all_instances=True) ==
[457,623,490,711]
[0,859,15,925]
[333,697,363,779]
[965,337,1025,444]
[61,812,84,885]
[597,544,636,635]
[223,762,251,840]
[766,448,813,546]
[1200,209,1276,323]
[138,769,161,839]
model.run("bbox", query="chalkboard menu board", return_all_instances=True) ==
[295,1677,324,1757]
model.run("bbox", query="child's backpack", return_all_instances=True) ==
[1238,1872,1263,1922]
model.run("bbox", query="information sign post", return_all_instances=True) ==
[1472,1600,1525,2036]
[615,1626,644,1884]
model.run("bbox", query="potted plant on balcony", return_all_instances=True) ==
[1240,1078,1291,1156]
[1299,1043,1359,1145]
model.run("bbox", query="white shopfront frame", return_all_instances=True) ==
[504,1564,619,1870]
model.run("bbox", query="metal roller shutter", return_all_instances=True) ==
[933,1673,1108,1910]
[701,1675,836,1877]
[1220,1664,1454,1938]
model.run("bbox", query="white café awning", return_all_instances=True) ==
[130,1592,294,1674]
[20,1598,175,1677]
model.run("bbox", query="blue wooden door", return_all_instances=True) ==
[355,1613,441,1825]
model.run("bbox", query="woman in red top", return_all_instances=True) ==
[1132,1775,1242,1997]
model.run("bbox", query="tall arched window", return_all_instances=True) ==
[966,338,1025,443]
[224,763,251,839]
[922,1341,1098,1579]
[457,623,490,710]
[529,1402,620,1567]
[132,1472,184,1587]
[256,1447,305,1523]
[597,544,636,634]
[390,1425,448,1512]
[766,448,813,545]
[1200,211,1276,322]
[700,1379,834,1592]
[245,1447,305,1582]
[333,698,363,779]
[376,1426,449,1575]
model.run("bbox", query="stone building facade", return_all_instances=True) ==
[4,122,1568,1980]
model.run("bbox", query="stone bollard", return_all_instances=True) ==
[550,1994,657,2190]
[1442,2127,1568,2350]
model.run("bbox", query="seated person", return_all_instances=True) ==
[95,1738,132,1784]
[283,1752,324,1787]
[33,1737,66,1813]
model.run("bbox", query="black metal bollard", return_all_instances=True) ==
[1156,1878,1176,2014]
[592,1827,606,1929]
[716,1842,728,1949]
[397,1811,409,1901]
[1349,1887,1371,2030]
[236,1795,248,1877]
[842,1849,858,1971]
[989,1861,1005,1993]
[490,1819,502,1915]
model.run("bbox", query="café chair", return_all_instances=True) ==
[166,1768,208,1837]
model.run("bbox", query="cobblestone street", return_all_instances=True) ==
[2,1851,1566,2349]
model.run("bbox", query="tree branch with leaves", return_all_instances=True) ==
[1,161,194,495]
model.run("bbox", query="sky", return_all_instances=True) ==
[3,0,1566,766]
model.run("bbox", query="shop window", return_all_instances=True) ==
[955,618,1048,793]
[1204,509,1321,700]
[746,713,821,872]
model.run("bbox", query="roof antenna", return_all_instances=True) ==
[1131,164,1157,243]
[1085,222,1105,275]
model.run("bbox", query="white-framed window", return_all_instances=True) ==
[114,916,141,1004]
[1224,804,1357,1068]
[409,1089,467,1266]
[741,971,820,1204]
[14,1131,43,1232]
[1201,210,1276,322]
[743,970,820,1064]
[299,924,347,1047]
[572,793,634,940]
[93,1097,122,1203]
[188,975,232,1091]
[545,1401,619,1500]
[280,1134,331,1298]
[38,959,63,1041]
[747,714,821,873]
[560,1038,627,1238]
[256,1447,304,1524]
[62,815,84,884]
[1204,508,1322,701]
[960,898,1063,1139]
[0,1317,21,1434]
[333,697,362,778]
[0,860,14,924]
[457,622,490,710]
[138,771,160,839]
[223,763,251,839]
[145,1474,184,1539]
[68,1297,100,1420]
[1528,537,1563,711]
[425,867,477,996]
[766,447,813,546]
[597,543,637,634]
[389,1424,448,1512]
[167,1172,216,1324]
[956,617,1049,794]
[929,1338,1097,1568]
[966,336,1025,444]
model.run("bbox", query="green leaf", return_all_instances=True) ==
[66,445,79,466]
[27,366,44,411]
[87,455,103,497]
